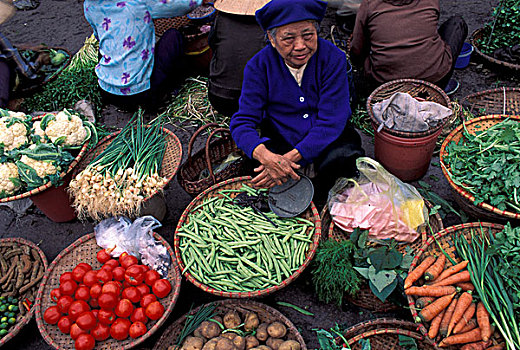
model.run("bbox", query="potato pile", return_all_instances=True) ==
[176,310,301,350]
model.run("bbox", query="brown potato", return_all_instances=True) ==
[201,321,222,339]
[250,346,272,350]
[221,332,238,340]
[223,311,242,329]
[182,336,205,350]
[277,340,300,350]
[233,335,246,350]
[244,312,260,331]
[215,337,237,350]
[256,323,269,341]
[245,336,260,350]
[267,322,287,339]
[202,338,219,350]
[266,338,284,350]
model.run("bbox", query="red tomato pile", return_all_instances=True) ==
[43,249,172,350]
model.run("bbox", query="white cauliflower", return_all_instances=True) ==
[0,116,29,151]
[20,155,57,178]
[43,111,88,147]
[0,162,21,196]
[32,120,46,140]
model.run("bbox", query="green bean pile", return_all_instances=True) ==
[177,185,315,293]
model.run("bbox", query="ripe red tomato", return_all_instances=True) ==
[98,292,118,310]
[70,323,87,340]
[90,298,99,309]
[124,265,145,286]
[145,301,164,320]
[68,300,90,322]
[56,295,74,314]
[115,299,134,318]
[144,270,161,287]
[130,307,148,324]
[91,322,111,341]
[72,266,89,283]
[97,309,116,325]
[96,269,113,284]
[75,285,91,302]
[97,249,112,264]
[129,321,147,339]
[76,263,93,271]
[140,294,157,309]
[102,281,121,296]
[112,266,126,281]
[43,306,61,325]
[103,259,119,270]
[110,318,132,340]
[59,272,74,285]
[92,309,99,319]
[90,284,102,299]
[59,280,77,296]
[75,333,95,350]
[122,287,141,304]
[76,311,97,331]
[135,284,150,296]
[152,279,171,298]
[120,255,138,269]
[57,316,72,334]
[50,288,62,303]
[82,270,99,287]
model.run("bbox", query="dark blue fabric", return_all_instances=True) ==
[230,38,351,165]
[255,0,327,31]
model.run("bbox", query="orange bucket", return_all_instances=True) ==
[29,172,76,222]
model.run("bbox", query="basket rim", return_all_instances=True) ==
[461,86,520,115]
[0,113,89,203]
[439,114,520,220]
[34,232,182,350]
[0,237,49,347]
[367,78,451,138]
[153,299,308,350]
[470,27,520,71]
[174,175,322,298]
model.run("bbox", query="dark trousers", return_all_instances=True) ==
[0,59,13,108]
[101,28,186,111]
[208,91,239,117]
[435,15,468,89]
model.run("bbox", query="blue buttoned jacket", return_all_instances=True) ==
[230,38,351,164]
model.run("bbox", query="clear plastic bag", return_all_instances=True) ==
[327,157,427,243]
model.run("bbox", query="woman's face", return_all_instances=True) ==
[268,20,318,69]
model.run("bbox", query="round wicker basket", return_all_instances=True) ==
[367,79,451,138]
[154,16,192,37]
[174,176,321,298]
[35,232,182,350]
[0,237,48,348]
[407,222,505,349]
[153,299,307,350]
[470,28,520,71]
[461,87,520,116]
[439,114,520,222]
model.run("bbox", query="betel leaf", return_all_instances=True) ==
[368,265,396,293]
[353,267,369,279]
[369,277,398,302]
[368,246,402,272]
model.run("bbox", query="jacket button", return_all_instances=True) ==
[303,114,309,119]
[299,97,305,102]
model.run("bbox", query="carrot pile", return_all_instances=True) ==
[405,255,505,349]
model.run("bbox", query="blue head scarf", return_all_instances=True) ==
[255,0,327,32]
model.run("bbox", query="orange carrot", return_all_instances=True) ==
[460,340,492,350]
[448,291,473,336]
[428,308,445,339]
[435,261,469,282]
[425,254,446,281]
[438,327,482,347]
[460,319,478,333]
[440,297,459,337]
[476,302,492,342]
[432,270,471,286]
[456,282,475,291]
[405,285,457,297]
[405,256,436,289]
[416,296,435,309]
[453,303,477,334]
[487,344,505,350]
[418,292,456,322]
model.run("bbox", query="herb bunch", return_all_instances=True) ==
[477,0,520,54]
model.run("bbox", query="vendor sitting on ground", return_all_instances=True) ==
[230,0,364,200]
[83,0,209,112]
[349,0,468,93]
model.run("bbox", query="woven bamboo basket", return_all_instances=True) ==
[470,28,520,71]
[367,79,451,138]
[0,113,89,204]
[35,232,182,350]
[461,87,520,116]
[153,299,307,350]
[154,16,191,37]
[174,176,321,298]
[407,222,505,349]
[439,114,520,222]
[321,200,443,312]
[177,123,246,197]
[339,318,435,350]
[0,238,48,348]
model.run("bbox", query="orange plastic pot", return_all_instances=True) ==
[29,172,76,222]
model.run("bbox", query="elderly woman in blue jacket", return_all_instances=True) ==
[230,0,364,199]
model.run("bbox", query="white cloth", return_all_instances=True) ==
[286,63,307,86]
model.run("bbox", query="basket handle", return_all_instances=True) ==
[205,127,233,184]
[186,123,220,162]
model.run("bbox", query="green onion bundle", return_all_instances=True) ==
[69,111,168,220]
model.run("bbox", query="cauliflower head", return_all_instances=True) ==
[20,155,57,178]
[0,162,21,196]
[0,116,29,151]
[43,111,87,147]
[32,120,46,140]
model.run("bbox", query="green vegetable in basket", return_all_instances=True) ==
[50,49,67,66]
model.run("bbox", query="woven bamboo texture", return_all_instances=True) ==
[34,232,182,350]
[439,114,520,222]
[470,28,520,71]
[178,123,246,197]
[0,113,89,204]
[461,87,520,116]
[367,79,451,138]
[174,176,322,298]
[321,201,443,312]
[0,238,48,348]
[407,222,505,350]
[154,16,191,37]
[341,318,435,350]
[153,299,307,350]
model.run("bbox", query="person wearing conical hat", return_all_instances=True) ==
[229,0,364,202]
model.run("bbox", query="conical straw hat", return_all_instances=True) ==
[0,0,15,25]
[214,0,271,16]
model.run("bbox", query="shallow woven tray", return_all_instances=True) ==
[407,222,505,349]
[340,318,435,350]
[0,113,89,204]
[0,238,48,348]
[461,87,520,116]
[367,79,451,138]
[174,176,322,298]
[154,16,191,37]
[439,114,520,222]
[470,28,520,71]
[35,232,182,350]
[321,200,443,312]
[153,299,307,350]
